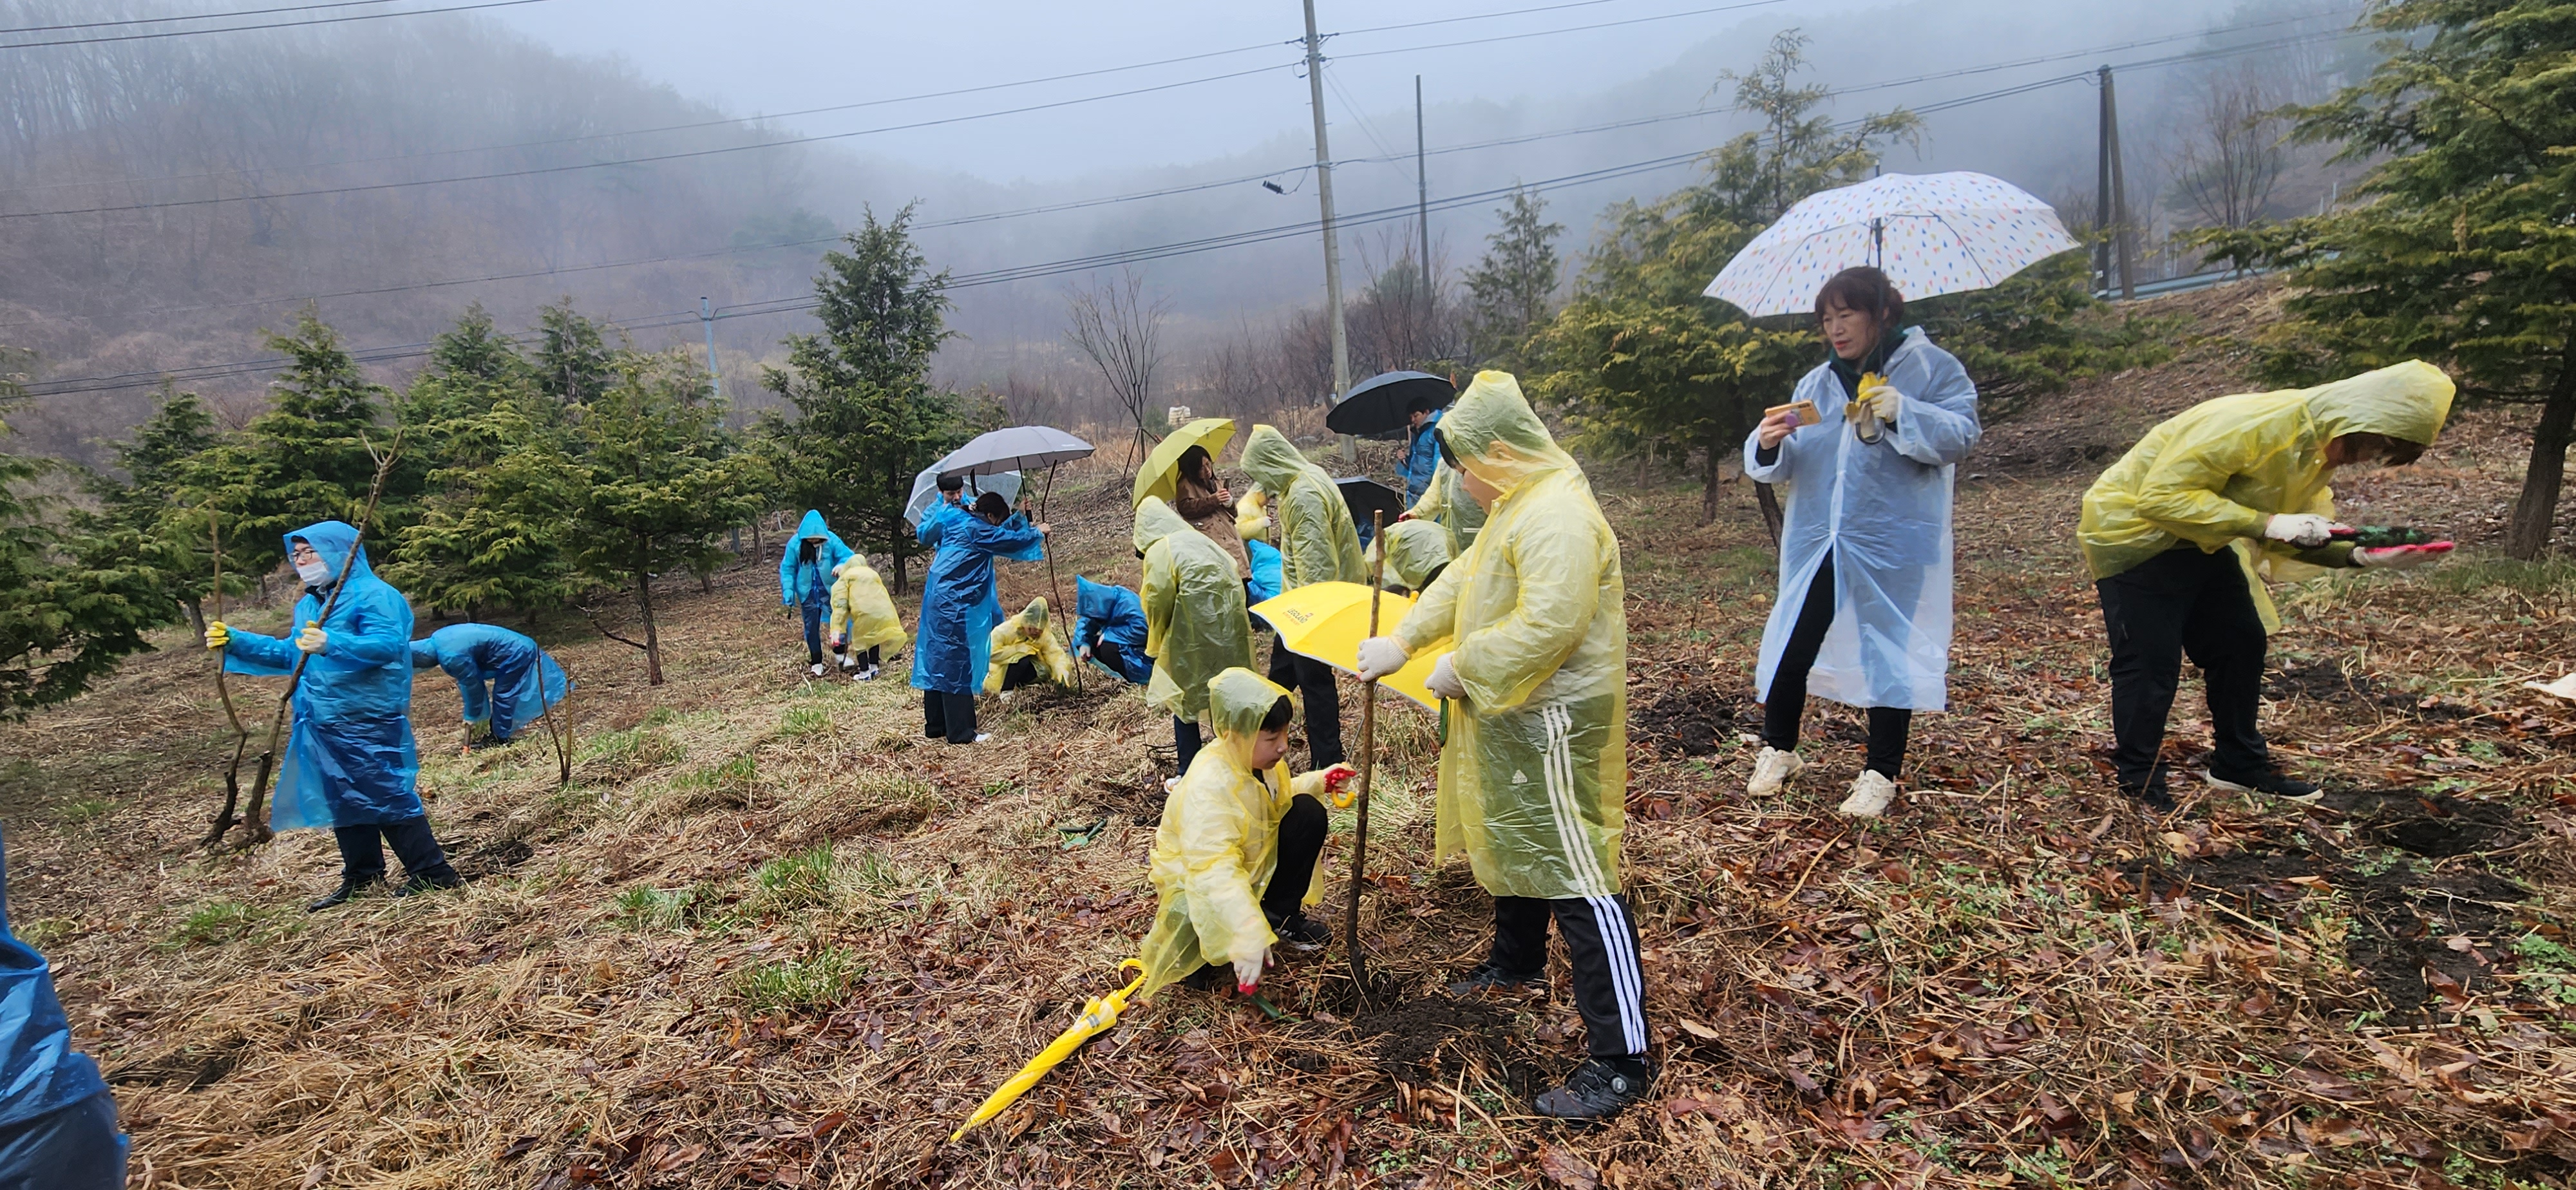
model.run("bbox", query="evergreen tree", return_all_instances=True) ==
[761,203,967,590]
[182,310,398,580]
[84,385,226,630]
[0,366,166,717]
[386,313,574,616]
[559,355,763,685]
[536,299,616,408]
[1461,187,1566,368]
[2199,0,2576,558]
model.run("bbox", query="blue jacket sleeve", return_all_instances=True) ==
[328,587,414,669]
[223,594,313,675]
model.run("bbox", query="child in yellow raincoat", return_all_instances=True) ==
[1355,370,1651,1122]
[1137,668,1354,999]
[983,596,1074,695]
[827,556,906,681]
[2079,360,2456,809]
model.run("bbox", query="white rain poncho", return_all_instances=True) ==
[1741,327,1981,711]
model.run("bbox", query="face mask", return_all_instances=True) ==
[295,558,331,585]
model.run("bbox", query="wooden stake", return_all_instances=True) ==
[1347,509,1385,1000]
[200,503,256,847]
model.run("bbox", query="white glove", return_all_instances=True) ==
[1233,947,1269,993]
[2354,543,2451,571]
[295,621,328,654]
[1857,381,1903,427]
[2264,513,2344,548]
[1355,636,1410,681]
[1425,653,1466,701]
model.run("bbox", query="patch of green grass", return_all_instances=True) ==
[613,883,721,930]
[2514,932,2576,973]
[735,947,864,1011]
[52,798,115,826]
[978,777,1020,799]
[2418,556,2576,598]
[17,917,77,949]
[781,704,833,737]
[750,842,842,912]
[165,898,290,949]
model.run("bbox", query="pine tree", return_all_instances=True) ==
[761,203,967,590]
[559,355,763,685]
[84,384,225,630]
[1461,187,1566,368]
[2198,0,2576,558]
[182,310,400,580]
[536,299,616,408]
[385,312,575,617]
[0,364,166,717]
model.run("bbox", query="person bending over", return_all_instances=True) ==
[985,596,1074,695]
[408,623,569,747]
[828,555,906,681]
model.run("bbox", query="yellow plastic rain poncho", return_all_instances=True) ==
[2079,360,2455,630]
[1237,426,1365,591]
[1135,668,1334,999]
[983,597,1075,693]
[828,558,907,656]
[1391,372,1628,901]
[1405,461,1487,552]
[1374,517,1457,592]
[1136,498,1256,721]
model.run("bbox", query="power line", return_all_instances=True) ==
[1334,0,1797,60]
[0,0,556,50]
[0,0,406,35]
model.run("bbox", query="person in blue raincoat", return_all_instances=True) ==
[206,520,464,910]
[1741,267,1980,820]
[0,826,126,1189]
[1398,396,1446,505]
[1074,576,1153,685]
[911,492,1048,744]
[780,509,854,677]
[408,623,570,746]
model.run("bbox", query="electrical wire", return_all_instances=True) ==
[0,0,404,35]
[0,0,554,50]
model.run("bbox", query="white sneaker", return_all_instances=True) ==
[855,666,877,682]
[1163,777,1181,794]
[973,733,994,744]
[1838,770,1899,818]
[1746,747,1804,797]
[808,663,826,678]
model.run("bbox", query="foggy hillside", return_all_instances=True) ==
[4,0,2371,464]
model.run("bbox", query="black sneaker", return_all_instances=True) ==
[1533,1057,1654,1120]
[307,875,383,912]
[2205,766,2321,802]
[2120,779,2177,813]
[1269,912,1331,952]
[1446,962,1545,996]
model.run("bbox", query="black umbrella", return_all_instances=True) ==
[1335,477,1405,538]
[1325,370,1454,439]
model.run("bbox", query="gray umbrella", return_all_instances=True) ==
[934,426,1095,480]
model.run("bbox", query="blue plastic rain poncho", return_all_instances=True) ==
[1392,373,1629,901]
[779,509,854,610]
[222,520,424,831]
[910,511,1047,695]
[1741,328,1982,712]
[1399,407,1444,504]
[1237,426,1365,592]
[1137,498,1256,721]
[406,623,569,743]
[1135,668,1336,1000]
[1074,576,1154,685]
[0,827,113,1152]
[1236,489,1287,604]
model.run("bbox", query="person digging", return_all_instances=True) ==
[2079,360,2458,811]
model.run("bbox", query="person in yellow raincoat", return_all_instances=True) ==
[1136,668,1355,1000]
[1372,516,1456,596]
[1137,498,1255,773]
[2080,360,2456,809]
[983,596,1074,695]
[1403,458,1486,554]
[1354,370,1650,1122]
[1237,426,1365,770]
[827,556,905,682]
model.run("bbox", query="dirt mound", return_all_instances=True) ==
[1356,994,1517,1082]
[1629,685,1745,756]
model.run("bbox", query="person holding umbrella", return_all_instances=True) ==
[1238,426,1365,770]
[1741,267,1982,818]
[1397,395,1445,505]
[779,510,854,678]
[1170,444,1251,580]
[913,492,1048,745]
[1355,371,1650,1121]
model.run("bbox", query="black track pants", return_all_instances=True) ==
[2096,545,2271,788]
[1485,893,1650,1059]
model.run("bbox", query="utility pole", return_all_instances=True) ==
[1302,0,1354,461]
[1416,74,1431,340]
[700,296,723,403]
[2096,66,2137,299]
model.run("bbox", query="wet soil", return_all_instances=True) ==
[1356,994,1518,1084]
[1629,685,1743,757]
[2267,660,2483,722]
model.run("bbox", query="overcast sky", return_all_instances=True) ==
[480,0,1891,183]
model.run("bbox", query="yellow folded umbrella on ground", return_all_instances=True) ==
[951,960,1146,1144]
[1253,581,1444,711]
[1132,418,1237,508]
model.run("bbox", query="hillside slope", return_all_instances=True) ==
[1,282,2571,1188]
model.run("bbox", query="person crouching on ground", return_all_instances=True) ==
[781,509,854,678]
[1135,668,1356,1000]
[1355,370,1651,1121]
[207,520,464,910]
[829,554,905,681]
[1742,266,1982,818]
[1136,497,1255,775]
[1074,575,1155,686]
[985,596,1074,697]
[913,492,1048,744]
[2079,360,2456,810]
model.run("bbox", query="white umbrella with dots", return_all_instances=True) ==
[1706,171,2080,317]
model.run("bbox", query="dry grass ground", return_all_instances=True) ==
[3,281,2573,1189]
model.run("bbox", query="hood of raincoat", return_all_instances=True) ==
[1012,596,1050,636]
[779,509,853,603]
[1378,518,1455,590]
[1236,426,1318,498]
[1133,497,1193,554]
[1436,372,1577,499]
[1207,666,1289,770]
[285,520,371,590]
[2304,359,2453,446]
[1235,489,1271,542]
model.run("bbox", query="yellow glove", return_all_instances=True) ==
[296,621,328,654]
[204,621,230,650]
[1848,373,1899,441]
